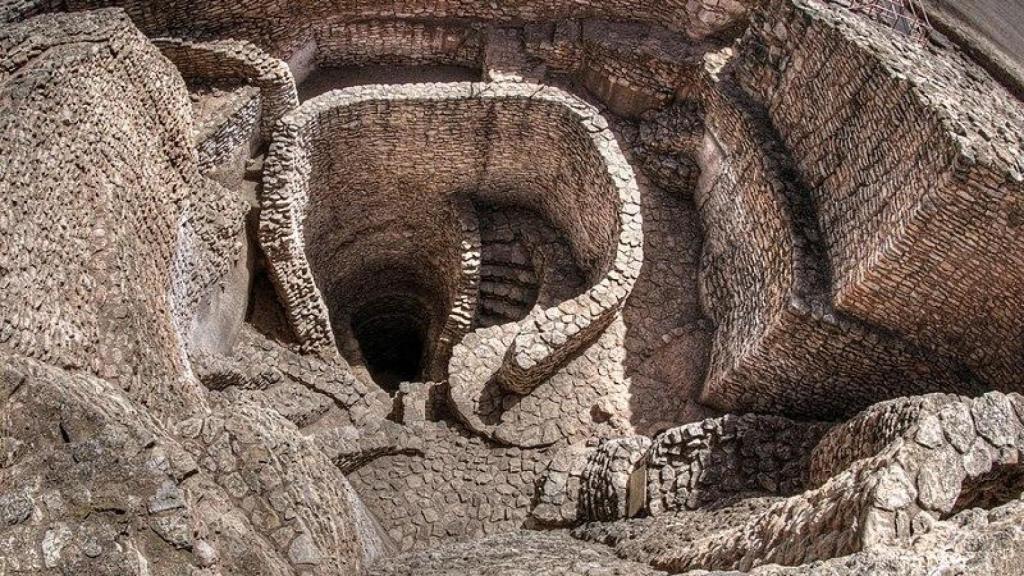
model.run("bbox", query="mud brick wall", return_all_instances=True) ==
[738,0,1024,390]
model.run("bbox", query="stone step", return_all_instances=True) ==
[478,280,536,305]
[481,243,531,267]
[479,299,532,322]
[480,262,536,282]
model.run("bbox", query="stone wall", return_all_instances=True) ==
[738,0,1024,390]
[645,414,829,514]
[576,21,706,116]
[154,37,299,141]
[191,84,261,174]
[579,436,652,521]
[566,391,1024,573]
[657,391,1024,572]
[59,0,755,52]
[314,19,485,70]
[51,2,740,120]
[260,82,642,403]
[0,9,245,421]
[531,414,828,527]
[695,63,970,418]
[808,393,950,486]
[424,198,480,381]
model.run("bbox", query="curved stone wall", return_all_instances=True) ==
[661,392,1024,572]
[259,82,641,398]
[153,37,299,141]
[13,2,1024,575]
[61,0,753,50]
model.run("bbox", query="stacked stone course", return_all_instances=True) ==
[530,413,827,528]
[154,37,299,141]
[259,82,643,447]
[10,2,1024,575]
[644,414,830,514]
[60,0,753,51]
[0,9,246,420]
[696,61,972,418]
[189,83,262,174]
[315,20,485,71]
[656,391,1024,572]
[738,0,1024,390]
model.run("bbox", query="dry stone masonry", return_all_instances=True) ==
[6,0,1024,575]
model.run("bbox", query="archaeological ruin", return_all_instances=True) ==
[5,0,1024,574]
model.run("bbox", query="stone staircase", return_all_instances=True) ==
[475,205,589,329]
[477,216,544,325]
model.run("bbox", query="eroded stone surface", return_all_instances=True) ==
[7,1,1024,575]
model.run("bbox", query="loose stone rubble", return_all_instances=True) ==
[5,0,1024,575]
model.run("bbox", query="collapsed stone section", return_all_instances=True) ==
[0,9,246,420]
[571,20,709,116]
[738,0,1024,390]
[532,413,828,528]
[658,392,1024,572]
[259,82,642,401]
[695,62,971,418]
[562,392,1024,573]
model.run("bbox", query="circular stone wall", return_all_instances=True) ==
[260,82,641,396]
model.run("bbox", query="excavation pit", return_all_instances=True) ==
[259,82,642,394]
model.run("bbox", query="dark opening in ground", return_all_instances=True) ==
[298,65,481,101]
[351,297,430,393]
